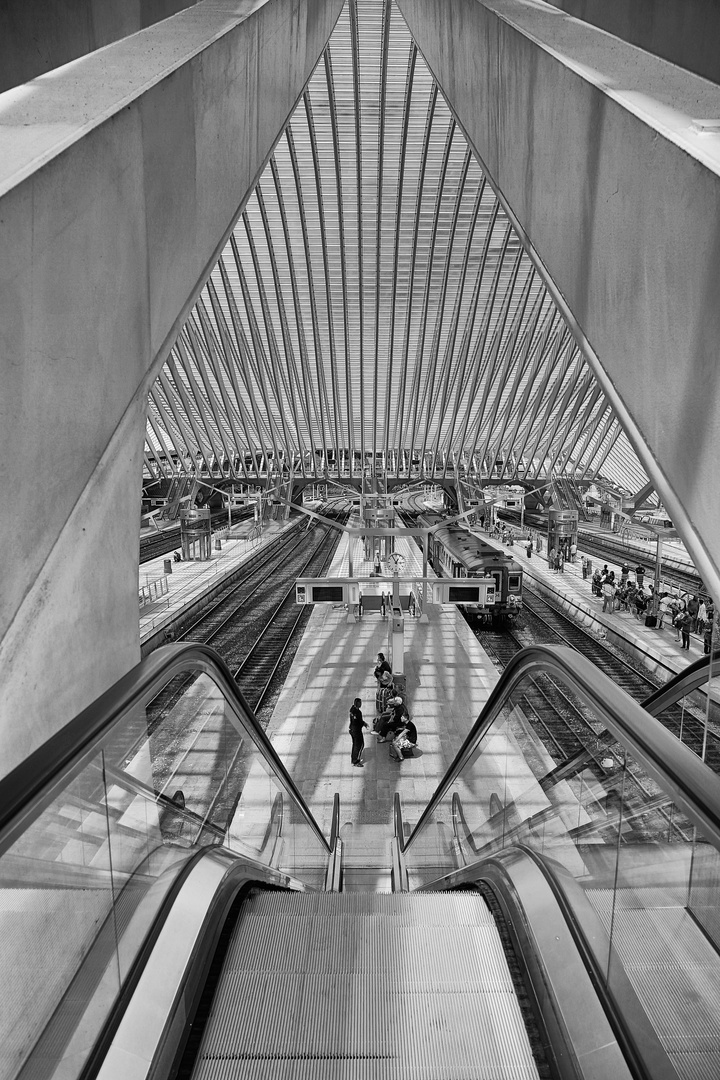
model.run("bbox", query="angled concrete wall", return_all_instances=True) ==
[546,0,720,85]
[0,0,203,93]
[396,0,720,605]
[0,0,344,777]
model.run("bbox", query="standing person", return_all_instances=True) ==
[581,555,588,580]
[679,609,692,650]
[635,588,647,622]
[526,538,533,559]
[373,550,382,576]
[548,546,556,571]
[687,595,700,632]
[558,549,565,574]
[373,652,392,682]
[635,564,646,590]
[349,697,368,767]
[697,599,708,636]
[704,607,715,654]
[621,562,630,585]
[602,574,616,613]
[570,541,577,564]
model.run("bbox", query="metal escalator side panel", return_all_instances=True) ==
[404,644,720,854]
[0,644,332,1080]
[95,850,299,1080]
[641,648,720,714]
[416,847,673,1080]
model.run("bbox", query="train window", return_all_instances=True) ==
[508,574,521,591]
[490,572,502,598]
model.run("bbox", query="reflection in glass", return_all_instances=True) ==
[0,657,329,1080]
[404,664,720,1080]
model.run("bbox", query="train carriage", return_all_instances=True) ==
[420,513,523,622]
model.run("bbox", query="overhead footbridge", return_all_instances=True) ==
[2,644,720,1080]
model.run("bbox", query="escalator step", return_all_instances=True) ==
[191,891,539,1079]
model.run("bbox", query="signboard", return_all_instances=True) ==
[432,579,496,606]
[295,579,360,605]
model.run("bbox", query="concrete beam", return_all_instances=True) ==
[396,0,720,603]
[0,1,204,93]
[0,0,343,777]
[545,0,720,85]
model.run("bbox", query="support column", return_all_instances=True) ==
[0,0,344,777]
[397,0,720,604]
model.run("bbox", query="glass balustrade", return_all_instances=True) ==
[403,646,720,1080]
[0,647,330,1080]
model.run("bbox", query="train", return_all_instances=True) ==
[419,512,523,622]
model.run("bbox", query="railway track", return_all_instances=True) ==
[138,507,349,832]
[474,586,720,773]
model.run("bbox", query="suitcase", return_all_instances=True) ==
[644,614,657,628]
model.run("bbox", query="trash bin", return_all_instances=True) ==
[163,559,172,575]
[215,538,222,551]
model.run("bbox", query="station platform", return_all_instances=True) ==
[508,531,711,681]
[263,527,499,883]
[138,516,295,653]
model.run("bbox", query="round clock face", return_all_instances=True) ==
[387,552,406,571]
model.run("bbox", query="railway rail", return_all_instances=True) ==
[137,507,349,833]
[474,585,720,774]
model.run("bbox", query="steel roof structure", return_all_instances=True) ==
[145,0,648,495]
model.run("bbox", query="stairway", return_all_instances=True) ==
[191,890,540,1078]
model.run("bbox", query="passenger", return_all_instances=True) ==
[570,541,577,563]
[635,564,646,589]
[348,696,368,768]
[697,599,708,636]
[687,595,700,633]
[389,718,418,762]
[620,562,630,584]
[673,597,687,641]
[376,696,408,741]
[376,670,395,716]
[526,539,532,559]
[626,582,637,614]
[581,555,588,579]
[548,546,556,571]
[557,549,565,574]
[602,575,616,613]
[373,652,392,682]
[173,550,182,562]
[592,569,602,596]
[635,589,647,622]
[679,609,692,650]
[704,607,715,654]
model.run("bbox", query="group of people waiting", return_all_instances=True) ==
[347,652,419,767]
[587,562,715,652]
[548,542,576,572]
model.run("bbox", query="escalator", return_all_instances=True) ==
[2,645,720,1080]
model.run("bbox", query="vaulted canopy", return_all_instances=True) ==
[145,0,646,495]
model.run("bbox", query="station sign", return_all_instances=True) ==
[432,578,496,606]
[295,578,360,605]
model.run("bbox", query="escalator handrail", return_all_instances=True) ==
[642,648,720,713]
[0,643,331,854]
[403,643,720,855]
